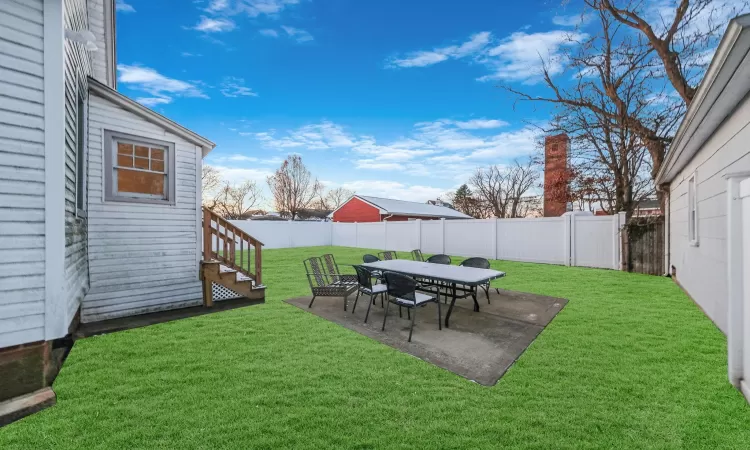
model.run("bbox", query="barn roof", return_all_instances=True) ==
[341,195,472,219]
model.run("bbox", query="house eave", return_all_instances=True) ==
[88,77,216,154]
[656,14,750,185]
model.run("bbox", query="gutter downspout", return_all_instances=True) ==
[727,172,750,388]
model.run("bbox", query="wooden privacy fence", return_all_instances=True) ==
[624,216,665,275]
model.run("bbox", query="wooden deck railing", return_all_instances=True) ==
[202,207,264,285]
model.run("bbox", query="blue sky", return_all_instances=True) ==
[113,0,596,204]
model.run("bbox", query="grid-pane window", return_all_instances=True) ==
[105,131,174,205]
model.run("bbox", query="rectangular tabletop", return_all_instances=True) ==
[361,260,505,286]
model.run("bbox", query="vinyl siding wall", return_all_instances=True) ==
[63,0,92,328]
[83,93,203,322]
[669,92,750,334]
[0,0,47,347]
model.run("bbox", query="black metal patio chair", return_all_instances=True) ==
[353,265,388,323]
[382,271,441,342]
[411,249,424,261]
[362,254,384,281]
[378,251,398,261]
[304,256,357,310]
[422,254,452,296]
[425,254,451,265]
[322,253,358,286]
[459,257,499,303]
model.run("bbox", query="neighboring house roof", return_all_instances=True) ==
[88,77,216,156]
[656,14,750,184]
[332,195,472,219]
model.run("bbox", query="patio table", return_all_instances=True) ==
[360,260,506,327]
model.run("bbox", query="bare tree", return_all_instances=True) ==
[312,187,355,211]
[597,0,744,106]
[211,181,264,220]
[503,1,740,203]
[325,187,355,209]
[202,165,222,204]
[469,159,539,218]
[267,155,323,220]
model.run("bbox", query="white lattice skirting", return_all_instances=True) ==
[212,282,243,301]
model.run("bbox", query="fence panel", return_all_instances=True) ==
[573,215,618,269]
[626,216,665,275]
[385,221,418,252]
[230,220,292,249]
[357,222,385,249]
[497,218,567,265]
[444,219,495,259]
[420,221,443,254]
[332,223,356,247]
[290,221,332,248]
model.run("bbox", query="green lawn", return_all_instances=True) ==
[2,246,749,448]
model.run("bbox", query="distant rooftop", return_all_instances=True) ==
[355,195,472,219]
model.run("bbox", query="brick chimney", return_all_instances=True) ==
[543,133,569,217]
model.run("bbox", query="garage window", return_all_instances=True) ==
[104,130,176,205]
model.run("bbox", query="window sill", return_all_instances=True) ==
[105,196,175,207]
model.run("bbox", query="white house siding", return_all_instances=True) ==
[0,0,47,348]
[82,94,203,322]
[62,0,92,328]
[669,93,750,334]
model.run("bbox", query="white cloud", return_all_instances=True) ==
[205,0,229,12]
[118,64,209,104]
[256,122,355,150]
[259,29,279,37]
[478,30,586,83]
[338,180,450,203]
[551,14,591,27]
[193,16,236,32]
[220,77,258,97]
[116,0,136,13]
[281,26,314,43]
[181,52,202,57]
[212,166,273,185]
[387,31,492,68]
[450,118,508,129]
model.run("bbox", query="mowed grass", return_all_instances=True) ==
[2,246,750,448]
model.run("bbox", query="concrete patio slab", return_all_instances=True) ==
[285,288,567,386]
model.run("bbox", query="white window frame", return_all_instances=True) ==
[75,89,87,217]
[688,171,699,246]
[103,130,176,205]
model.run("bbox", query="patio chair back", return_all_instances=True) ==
[411,249,424,261]
[322,254,342,276]
[378,251,397,261]
[383,271,418,303]
[303,257,328,288]
[353,265,374,290]
[459,257,491,269]
[426,254,451,265]
[363,254,380,263]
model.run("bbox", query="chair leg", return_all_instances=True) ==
[408,307,416,342]
[407,308,411,320]
[308,295,316,308]
[399,306,402,318]
[353,290,361,312]
[343,295,347,311]
[381,297,392,331]
[496,288,500,294]
[365,294,375,323]
[484,284,490,304]
[436,300,442,331]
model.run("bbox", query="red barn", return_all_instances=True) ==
[331,195,471,222]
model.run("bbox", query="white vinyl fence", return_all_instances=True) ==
[230,212,627,270]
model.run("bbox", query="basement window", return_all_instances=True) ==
[104,131,175,205]
[688,172,699,246]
